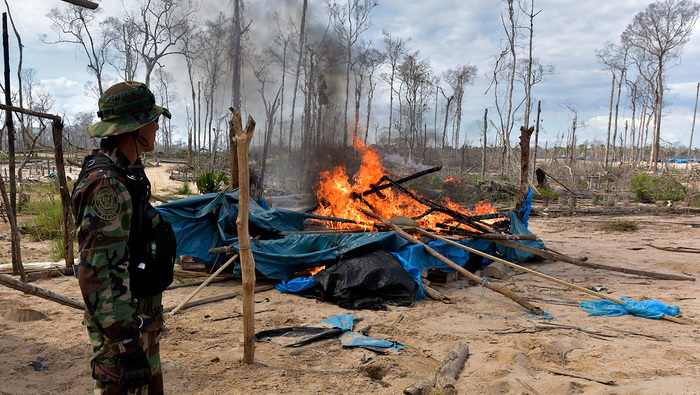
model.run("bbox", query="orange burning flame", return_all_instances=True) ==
[313,137,497,232]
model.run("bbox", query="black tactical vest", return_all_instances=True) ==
[72,150,176,298]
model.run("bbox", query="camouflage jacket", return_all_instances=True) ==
[71,150,143,356]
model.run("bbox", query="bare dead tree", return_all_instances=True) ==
[328,0,377,148]
[252,54,282,193]
[125,0,197,86]
[443,64,477,162]
[43,4,113,95]
[381,29,410,152]
[622,0,700,172]
[229,0,251,110]
[288,0,308,157]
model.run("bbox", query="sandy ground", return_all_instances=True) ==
[1,171,700,394]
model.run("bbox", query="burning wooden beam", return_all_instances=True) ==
[352,165,442,199]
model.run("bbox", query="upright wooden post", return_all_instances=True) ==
[51,120,74,268]
[229,125,239,189]
[481,108,487,179]
[230,108,256,364]
[3,13,19,276]
[518,125,535,210]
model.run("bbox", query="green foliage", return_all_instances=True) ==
[630,173,685,203]
[600,219,638,232]
[533,188,558,200]
[23,199,64,240]
[176,182,192,196]
[427,175,443,189]
[196,172,229,194]
[49,238,65,262]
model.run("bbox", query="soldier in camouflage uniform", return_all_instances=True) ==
[72,81,174,395]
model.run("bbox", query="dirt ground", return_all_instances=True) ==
[1,169,700,394]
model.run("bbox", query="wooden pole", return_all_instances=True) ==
[169,253,239,315]
[230,108,257,364]
[358,208,543,315]
[0,273,84,310]
[518,125,535,210]
[51,120,74,268]
[417,229,688,325]
[489,238,695,282]
[3,13,20,277]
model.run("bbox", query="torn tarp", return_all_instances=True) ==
[157,189,541,281]
[255,314,405,353]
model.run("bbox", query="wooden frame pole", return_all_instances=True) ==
[230,108,257,364]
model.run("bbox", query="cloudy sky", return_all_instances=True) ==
[4,0,700,149]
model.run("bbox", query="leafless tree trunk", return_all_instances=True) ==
[288,0,308,157]
[381,30,409,152]
[482,108,487,179]
[329,0,378,148]
[687,82,699,172]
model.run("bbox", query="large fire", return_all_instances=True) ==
[313,137,497,232]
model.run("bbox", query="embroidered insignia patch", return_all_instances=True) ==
[94,186,120,220]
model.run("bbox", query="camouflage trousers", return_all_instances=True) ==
[86,308,164,395]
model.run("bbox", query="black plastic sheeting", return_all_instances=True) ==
[302,250,418,310]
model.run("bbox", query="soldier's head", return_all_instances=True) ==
[89,81,171,160]
[89,81,171,138]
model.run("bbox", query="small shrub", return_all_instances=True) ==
[176,182,192,196]
[533,188,558,200]
[631,172,685,203]
[600,219,638,232]
[196,172,229,194]
[427,175,443,189]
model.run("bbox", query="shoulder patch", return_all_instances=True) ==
[94,185,120,220]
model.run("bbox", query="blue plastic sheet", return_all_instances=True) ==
[275,276,317,293]
[579,297,680,319]
[319,314,354,331]
[339,331,405,352]
[390,252,426,301]
[156,190,308,266]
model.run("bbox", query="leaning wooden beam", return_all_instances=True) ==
[359,208,543,315]
[231,108,257,365]
[0,273,84,310]
[354,165,443,198]
[418,229,689,325]
[490,238,695,282]
[169,253,239,315]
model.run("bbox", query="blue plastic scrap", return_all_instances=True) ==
[319,314,354,331]
[275,276,317,293]
[339,331,405,353]
[579,297,680,319]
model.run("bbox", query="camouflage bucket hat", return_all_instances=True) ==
[88,81,171,138]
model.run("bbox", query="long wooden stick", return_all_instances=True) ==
[417,229,688,325]
[489,238,695,282]
[359,208,543,315]
[231,108,257,364]
[169,253,239,315]
[163,284,275,314]
[0,273,84,310]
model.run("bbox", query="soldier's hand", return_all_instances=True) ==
[118,349,151,389]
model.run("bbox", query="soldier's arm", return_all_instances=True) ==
[73,172,142,355]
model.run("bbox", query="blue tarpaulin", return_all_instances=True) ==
[579,297,680,319]
[156,189,540,287]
